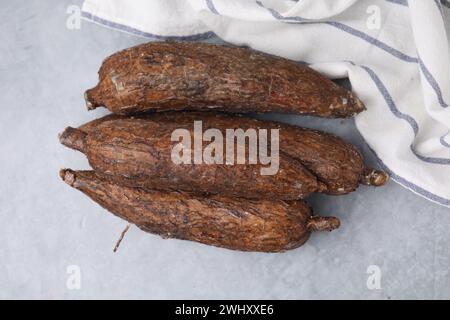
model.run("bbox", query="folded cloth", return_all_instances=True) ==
[82,0,450,207]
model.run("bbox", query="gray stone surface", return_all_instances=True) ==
[1,0,449,299]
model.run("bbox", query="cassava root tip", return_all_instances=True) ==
[307,216,340,232]
[59,127,87,153]
[354,94,367,113]
[60,168,76,186]
[84,89,99,111]
[360,168,390,187]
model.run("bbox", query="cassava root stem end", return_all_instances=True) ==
[360,168,390,187]
[307,216,341,232]
[84,89,99,111]
[60,168,76,186]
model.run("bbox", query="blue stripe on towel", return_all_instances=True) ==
[359,65,419,135]
[385,0,408,6]
[441,0,450,9]
[418,59,449,108]
[360,64,450,163]
[81,11,217,41]
[255,1,418,62]
[440,132,450,147]
[325,21,418,63]
[206,0,219,14]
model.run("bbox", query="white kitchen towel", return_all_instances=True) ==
[82,0,450,207]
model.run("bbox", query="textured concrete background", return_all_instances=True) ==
[1,0,449,299]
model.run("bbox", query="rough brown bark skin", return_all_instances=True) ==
[60,118,325,200]
[84,42,365,118]
[60,169,340,252]
[62,112,387,196]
